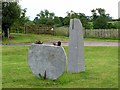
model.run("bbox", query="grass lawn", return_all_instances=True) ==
[0,46,1,89]
[2,46,118,88]
[2,33,118,44]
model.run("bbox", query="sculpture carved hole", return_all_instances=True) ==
[72,19,74,30]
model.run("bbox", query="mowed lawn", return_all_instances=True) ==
[2,46,118,88]
[2,33,118,44]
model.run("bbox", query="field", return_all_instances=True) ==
[2,46,118,88]
[0,46,1,89]
[2,33,118,45]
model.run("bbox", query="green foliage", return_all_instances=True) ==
[91,8,110,29]
[11,8,30,33]
[63,11,90,29]
[118,21,120,29]
[2,2,21,37]
[87,22,93,29]
[32,9,118,29]
[78,13,90,29]
[58,17,64,26]
[93,16,108,29]
[46,18,55,25]
[34,10,91,29]
[2,46,118,88]
[114,21,120,29]
[107,21,120,29]
[25,20,35,26]
[54,16,63,27]
[107,22,116,29]
[34,9,55,26]
[63,17,70,26]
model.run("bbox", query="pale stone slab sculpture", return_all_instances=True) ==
[28,44,66,80]
[68,18,85,73]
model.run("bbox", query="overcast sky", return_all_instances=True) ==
[19,0,119,20]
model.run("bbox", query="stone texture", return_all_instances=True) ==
[68,18,85,73]
[28,44,66,80]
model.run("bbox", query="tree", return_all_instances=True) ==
[20,8,29,25]
[44,10,49,18]
[91,8,109,29]
[54,16,63,27]
[63,17,70,26]
[91,9,98,20]
[96,8,105,16]
[64,10,90,28]
[34,17,39,24]
[34,9,55,26]
[2,2,21,38]
[78,13,90,29]
[93,16,108,29]
[58,17,64,26]
[11,8,29,33]
[107,23,117,29]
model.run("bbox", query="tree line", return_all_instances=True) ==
[33,9,119,29]
[2,2,120,38]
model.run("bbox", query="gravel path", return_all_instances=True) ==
[1,41,119,46]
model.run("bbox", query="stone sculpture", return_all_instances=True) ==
[68,18,85,73]
[28,44,66,80]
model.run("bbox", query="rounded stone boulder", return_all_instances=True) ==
[28,44,66,80]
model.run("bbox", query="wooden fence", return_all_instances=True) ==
[24,25,119,38]
[24,25,54,34]
[54,27,119,39]
[84,29,119,38]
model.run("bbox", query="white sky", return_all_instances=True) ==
[19,0,119,20]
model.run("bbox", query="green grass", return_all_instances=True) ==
[2,46,118,88]
[2,33,68,44]
[2,33,118,44]
[0,46,2,89]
